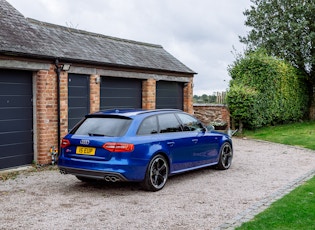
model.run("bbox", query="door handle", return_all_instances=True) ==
[167,141,175,147]
[192,139,198,144]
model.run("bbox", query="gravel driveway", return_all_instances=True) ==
[1,138,315,230]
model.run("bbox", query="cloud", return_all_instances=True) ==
[7,0,251,95]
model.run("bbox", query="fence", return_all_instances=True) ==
[215,91,226,104]
[194,91,227,104]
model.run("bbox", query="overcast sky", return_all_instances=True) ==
[6,0,251,95]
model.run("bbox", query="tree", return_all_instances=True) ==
[240,0,315,118]
[201,94,209,103]
[227,49,309,130]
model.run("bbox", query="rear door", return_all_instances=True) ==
[156,113,196,173]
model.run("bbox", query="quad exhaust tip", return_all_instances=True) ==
[59,169,67,174]
[104,175,120,182]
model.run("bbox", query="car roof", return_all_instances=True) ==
[89,109,182,118]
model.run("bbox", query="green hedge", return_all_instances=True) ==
[227,50,309,129]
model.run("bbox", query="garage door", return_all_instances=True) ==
[0,69,33,169]
[100,77,142,110]
[68,74,90,130]
[156,81,183,109]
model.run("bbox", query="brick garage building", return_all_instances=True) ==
[0,0,195,169]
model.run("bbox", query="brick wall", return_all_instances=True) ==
[90,74,100,113]
[183,79,194,114]
[142,79,156,110]
[59,71,68,138]
[193,104,230,129]
[35,66,58,165]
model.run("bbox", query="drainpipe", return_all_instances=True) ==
[55,58,61,156]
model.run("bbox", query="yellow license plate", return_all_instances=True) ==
[76,146,96,155]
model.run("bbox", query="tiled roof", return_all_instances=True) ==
[0,0,195,74]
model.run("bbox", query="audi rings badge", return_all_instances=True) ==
[80,140,90,145]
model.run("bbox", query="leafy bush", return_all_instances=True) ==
[227,49,309,129]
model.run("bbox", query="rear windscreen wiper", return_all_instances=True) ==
[88,133,105,137]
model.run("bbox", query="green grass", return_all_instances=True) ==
[236,121,315,229]
[236,176,315,230]
[242,121,315,150]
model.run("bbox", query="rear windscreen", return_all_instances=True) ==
[72,117,132,137]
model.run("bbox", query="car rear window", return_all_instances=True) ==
[72,117,132,137]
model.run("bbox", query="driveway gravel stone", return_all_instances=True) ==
[1,138,315,230]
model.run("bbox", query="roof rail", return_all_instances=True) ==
[94,108,182,115]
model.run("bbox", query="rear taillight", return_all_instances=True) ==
[103,142,134,152]
[61,139,71,148]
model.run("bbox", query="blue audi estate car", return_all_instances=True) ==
[58,109,233,191]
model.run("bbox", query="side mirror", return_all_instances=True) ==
[206,125,215,131]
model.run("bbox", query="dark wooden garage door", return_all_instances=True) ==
[100,77,142,110]
[0,69,33,169]
[68,74,90,130]
[156,81,183,109]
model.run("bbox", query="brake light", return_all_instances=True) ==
[103,142,134,152]
[61,139,71,148]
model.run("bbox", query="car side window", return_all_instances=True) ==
[137,116,158,135]
[177,113,204,132]
[158,113,182,133]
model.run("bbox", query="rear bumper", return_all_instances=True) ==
[59,166,127,182]
[57,156,147,181]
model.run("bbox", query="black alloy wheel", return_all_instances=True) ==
[216,142,233,170]
[142,154,169,191]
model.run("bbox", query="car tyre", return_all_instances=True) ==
[142,154,169,192]
[216,142,233,170]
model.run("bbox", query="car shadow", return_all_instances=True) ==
[167,166,218,183]
[72,179,141,192]
[62,166,219,195]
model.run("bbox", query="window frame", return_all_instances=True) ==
[137,115,159,136]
